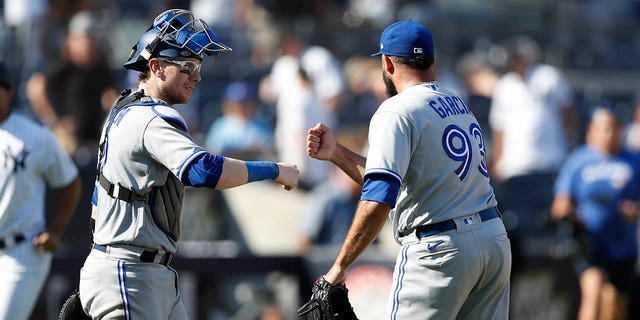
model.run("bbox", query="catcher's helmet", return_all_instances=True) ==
[123,9,231,71]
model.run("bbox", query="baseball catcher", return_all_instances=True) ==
[297,276,358,320]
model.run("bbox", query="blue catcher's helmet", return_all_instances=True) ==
[123,9,232,71]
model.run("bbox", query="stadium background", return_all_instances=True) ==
[2,0,640,319]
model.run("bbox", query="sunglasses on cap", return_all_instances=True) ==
[157,58,201,75]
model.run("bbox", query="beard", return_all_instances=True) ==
[382,71,398,97]
[161,81,190,105]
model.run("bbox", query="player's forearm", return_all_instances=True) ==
[215,158,283,189]
[216,157,250,189]
[26,74,58,126]
[49,176,82,236]
[551,194,574,220]
[333,200,390,271]
[332,144,366,186]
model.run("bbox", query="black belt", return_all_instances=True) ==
[98,173,148,203]
[0,233,25,249]
[415,207,501,239]
[93,244,173,266]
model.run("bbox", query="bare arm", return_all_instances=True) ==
[307,123,367,185]
[551,193,575,221]
[324,200,391,284]
[215,157,299,191]
[33,176,82,252]
[26,73,58,127]
[100,87,119,112]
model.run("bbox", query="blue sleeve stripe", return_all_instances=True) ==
[183,153,225,188]
[364,168,402,185]
[151,106,188,131]
[360,173,401,208]
[178,150,207,180]
[91,182,99,206]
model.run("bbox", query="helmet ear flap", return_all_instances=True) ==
[124,28,162,71]
[128,43,138,61]
[140,35,161,60]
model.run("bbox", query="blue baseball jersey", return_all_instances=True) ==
[554,146,640,261]
[365,82,497,241]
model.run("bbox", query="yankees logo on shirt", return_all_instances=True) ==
[0,115,78,237]
[0,134,30,173]
[0,112,79,320]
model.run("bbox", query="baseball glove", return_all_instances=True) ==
[58,290,90,320]
[297,276,359,320]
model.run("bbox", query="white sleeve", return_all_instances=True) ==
[550,69,574,109]
[40,129,78,188]
[364,109,411,182]
[143,116,206,180]
[489,82,508,131]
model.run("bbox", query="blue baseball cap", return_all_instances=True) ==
[371,20,435,58]
[223,81,254,102]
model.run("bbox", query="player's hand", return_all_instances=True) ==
[32,231,61,253]
[323,265,348,285]
[307,123,338,162]
[274,162,299,191]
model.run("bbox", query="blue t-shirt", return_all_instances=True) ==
[554,146,640,261]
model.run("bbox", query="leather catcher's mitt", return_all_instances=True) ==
[58,290,90,320]
[297,276,358,320]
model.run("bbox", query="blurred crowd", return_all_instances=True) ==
[3,0,640,319]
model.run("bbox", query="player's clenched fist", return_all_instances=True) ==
[275,162,300,191]
[307,123,338,161]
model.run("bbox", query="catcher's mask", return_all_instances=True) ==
[123,9,232,71]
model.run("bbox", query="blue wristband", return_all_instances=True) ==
[246,161,280,183]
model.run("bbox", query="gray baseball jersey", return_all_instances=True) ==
[365,82,509,319]
[365,82,497,242]
[93,93,206,253]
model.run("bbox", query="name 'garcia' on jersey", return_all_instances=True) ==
[429,95,472,119]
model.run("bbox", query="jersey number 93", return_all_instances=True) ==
[442,123,489,180]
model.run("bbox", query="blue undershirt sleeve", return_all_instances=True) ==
[91,182,98,206]
[182,153,224,188]
[360,173,401,208]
